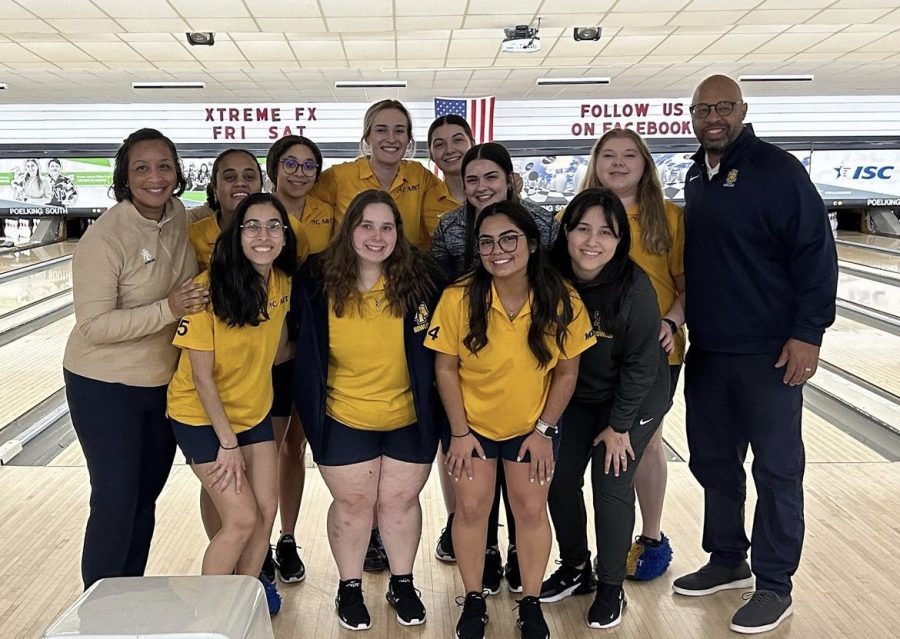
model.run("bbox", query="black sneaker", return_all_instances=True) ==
[587,583,627,629]
[455,591,488,639]
[539,556,596,603]
[275,533,306,583]
[516,595,549,639]
[482,546,503,595]
[435,513,456,562]
[730,590,793,634]
[262,546,276,583]
[505,544,522,593]
[363,528,389,572]
[385,574,426,626]
[335,579,371,631]
[672,560,753,597]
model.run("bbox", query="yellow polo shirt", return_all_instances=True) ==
[167,269,291,433]
[188,215,310,272]
[426,281,595,441]
[627,201,685,364]
[296,194,335,254]
[186,204,214,224]
[311,157,448,249]
[325,276,415,430]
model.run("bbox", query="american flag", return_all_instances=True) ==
[434,96,495,144]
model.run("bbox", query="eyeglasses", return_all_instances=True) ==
[280,157,319,176]
[478,233,526,256]
[689,100,742,119]
[240,221,285,238]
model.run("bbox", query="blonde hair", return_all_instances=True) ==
[580,129,670,254]
[359,99,415,159]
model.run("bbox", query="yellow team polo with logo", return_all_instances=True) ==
[167,269,291,433]
[426,281,595,441]
[626,201,685,364]
[296,194,335,254]
[311,157,446,249]
[189,215,310,272]
[326,276,416,431]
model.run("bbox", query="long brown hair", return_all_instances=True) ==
[580,128,670,255]
[319,189,439,317]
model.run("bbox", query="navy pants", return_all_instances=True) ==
[684,348,805,596]
[64,369,176,589]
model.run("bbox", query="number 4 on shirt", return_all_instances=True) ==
[427,326,440,340]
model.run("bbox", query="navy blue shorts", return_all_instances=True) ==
[171,415,274,464]
[271,361,293,418]
[442,428,560,463]
[314,415,436,467]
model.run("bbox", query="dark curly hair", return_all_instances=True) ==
[205,148,262,213]
[209,192,297,327]
[111,128,186,202]
[319,189,440,317]
[462,200,574,368]
[265,135,324,189]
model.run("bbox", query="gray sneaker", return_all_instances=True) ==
[730,590,793,634]
[672,561,753,596]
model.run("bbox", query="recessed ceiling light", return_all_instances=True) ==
[573,27,602,41]
[132,81,206,89]
[536,77,610,86]
[334,80,407,88]
[738,74,814,82]
[186,32,215,46]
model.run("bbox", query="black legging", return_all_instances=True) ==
[547,400,660,585]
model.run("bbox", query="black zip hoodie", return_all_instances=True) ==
[684,125,837,353]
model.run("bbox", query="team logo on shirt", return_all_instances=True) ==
[589,311,612,340]
[723,169,739,188]
[397,183,420,194]
[139,248,156,264]
[414,302,430,333]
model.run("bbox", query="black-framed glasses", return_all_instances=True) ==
[240,221,285,238]
[689,100,742,118]
[280,157,319,176]
[478,233,525,256]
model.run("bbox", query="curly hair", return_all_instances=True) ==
[462,200,574,368]
[580,128,670,255]
[111,128,186,202]
[209,192,297,327]
[205,148,262,213]
[318,189,440,317]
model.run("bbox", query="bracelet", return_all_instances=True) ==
[450,431,470,438]
[662,318,678,334]
[219,442,239,450]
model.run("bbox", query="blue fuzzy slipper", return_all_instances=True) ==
[625,533,673,581]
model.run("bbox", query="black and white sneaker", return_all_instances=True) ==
[455,591,488,639]
[262,546,276,583]
[587,583,626,629]
[363,528,389,572]
[730,590,793,634]
[505,544,522,593]
[385,574,426,626]
[275,533,306,583]
[482,546,503,595]
[672,560,753,597]
[516,595,549,639]
[539,556,596,603]
[435,513,456,562]
[335,579,371,631]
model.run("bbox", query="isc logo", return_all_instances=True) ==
[834,165,894,180]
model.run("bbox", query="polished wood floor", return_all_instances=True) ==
[3,410,900,638]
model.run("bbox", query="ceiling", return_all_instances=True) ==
[0,0,899,104]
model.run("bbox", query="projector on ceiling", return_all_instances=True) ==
[502,24,541,53]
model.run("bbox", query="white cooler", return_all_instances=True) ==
[42,575,274,639]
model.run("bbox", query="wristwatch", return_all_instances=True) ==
[535,418,558,439]
[662,318,678,335]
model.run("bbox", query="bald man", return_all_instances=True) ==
[673,75,837,634]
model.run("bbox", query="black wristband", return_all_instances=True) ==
[662,318,678,334]
[220,442,239,450]
[450,431,470,438]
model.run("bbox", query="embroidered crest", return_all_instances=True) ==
[414,302,430,333]
[139,248,156,264]
[723,169,739,188]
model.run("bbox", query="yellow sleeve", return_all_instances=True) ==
[172,306,215,352]
[424,286,464,355]
[667,201,685,278]
[310,166,338,207]
[560,292,596,360]
[288,216,311,264]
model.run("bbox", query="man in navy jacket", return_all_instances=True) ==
[673,74,837,635]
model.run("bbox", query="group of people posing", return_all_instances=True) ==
[63,73,837,639]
